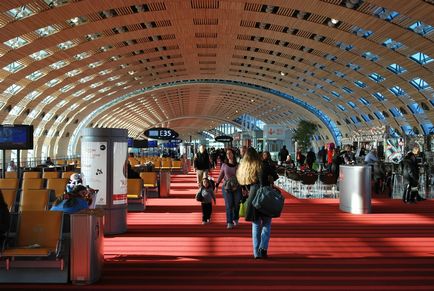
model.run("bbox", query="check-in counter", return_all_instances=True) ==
[339,165,371,214]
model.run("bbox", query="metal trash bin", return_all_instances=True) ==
[339,165,371,214]
[159,171,171,197]
[70,209,104,285]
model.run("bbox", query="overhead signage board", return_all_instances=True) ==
[215,135,233,142]
[263,125,285,140]
[144,127,179,140]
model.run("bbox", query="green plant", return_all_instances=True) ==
[294,120,318,152]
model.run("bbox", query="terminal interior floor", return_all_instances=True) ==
[3,169,434,290]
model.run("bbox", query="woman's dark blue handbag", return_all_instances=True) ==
[252,186,285,217]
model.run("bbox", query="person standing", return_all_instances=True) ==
[237,147,276,259]
[278,145,289,165]
[402,145,425,203]
[216,148,240,229]
[6,160,17,172]
[193,145,211,188]
[306,148,316,170]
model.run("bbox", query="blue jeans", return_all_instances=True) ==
[252,215,272,258]
[222,187,241,224]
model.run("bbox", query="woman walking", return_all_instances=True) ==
[237,148,277,259]
[216,148,240,229]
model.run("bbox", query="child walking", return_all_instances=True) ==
[196,178,216,224]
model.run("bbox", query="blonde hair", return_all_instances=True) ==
[236,147,261,185]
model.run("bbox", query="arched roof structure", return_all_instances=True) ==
[0,0,433,158]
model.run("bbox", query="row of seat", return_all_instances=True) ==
[128,157,183,171]
[1,210,64,271]
[2,171,75,180]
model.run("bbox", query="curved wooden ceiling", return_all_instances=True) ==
[0,0,433,156]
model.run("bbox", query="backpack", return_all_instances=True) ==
[252,186,285,217]
[223,176,240,191]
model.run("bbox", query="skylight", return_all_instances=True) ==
[382,38,403,50]
[337,104,346,111]
[421,123,433,135]
[36,25,58,37]
[362,51,379,62]
[346,63,361,71]
[374,111,385,120]
[4,84,23,95]
[373,7,399,22]
[352,27,373,38]
[369,73,385,83]
[46,79,60,87]
[389,107,403,118]
[389,85,406,97]
[359,97,370,106]
[30,50,51,60]
[410,52,433,65]
[408,21,434,37]
[361,114,370,122]
[3,61,24,73]
[4,36,28,49]
[58,40,75,50]
[24,91,41,100]
[6,6,34,20]
[42,95,56,104]
[387,63,406,74]
[322,95,331,102]
[408,103,424,114]
[409,77,431,90]
[354,80,367,88]
[342,87,353,94]
[372,92,386,101]
[347,101,357,108]
[26,70,45,81]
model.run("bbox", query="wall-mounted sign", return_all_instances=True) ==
[263,125,285,140]
[144,128,179,140]
[215,135,233,142]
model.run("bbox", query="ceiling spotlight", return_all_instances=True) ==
[331,18,339,24]
[280,71,286,76]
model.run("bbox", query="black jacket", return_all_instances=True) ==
[194,152,211,170]
[402,152,419,186]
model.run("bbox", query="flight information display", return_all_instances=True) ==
[144,128,179,140]
[0,125,34,150]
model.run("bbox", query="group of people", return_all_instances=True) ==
[193,145,278,259]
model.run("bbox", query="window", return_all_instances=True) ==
[347,101,357,108]
[36,25,58,37]
[389,85,406,97]
[4,84,23,95]
[410,52,433,65]
[387,63,406,74]
[26,70,45,81]
[346,63,361,71]
[389,107,403,118]
[374,111,385,120]
[3,61,24,73]
[363,51,379,62]
[4,36,28,49]
[372,92,386,101]
[409,21,434,37]
[369,73,385,83]
[354,80,367,88]
[6,6,34,20]
[409,78,431,91]
[335,71,346,78]
[322,95,331,102]
[401,125,414,135]
[352,27,373,38]
[350,116,360,124]
[342,87,353,94]
[30,50,51,60]
[331,91,341,98]
[337,104,346,111]
[361,114,370,122]
[408,103,424,114]
[373,7,399,22]
[359,97,370,106]
[420,123,433,135]
[382,38,403,50]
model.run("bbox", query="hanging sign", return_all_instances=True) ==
[144,127,179,140]
[215,135,233,142]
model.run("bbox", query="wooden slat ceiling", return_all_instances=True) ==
[0,0,432,156]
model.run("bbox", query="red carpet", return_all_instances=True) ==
[4,168,434,290]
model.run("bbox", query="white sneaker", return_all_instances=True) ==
[227,223,234,229]
[233,220,238,226]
